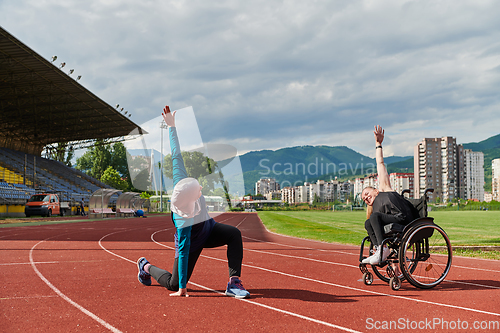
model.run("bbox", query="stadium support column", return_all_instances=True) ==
[33,156,36,189]
[24,154,27,186]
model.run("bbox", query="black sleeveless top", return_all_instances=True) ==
[372,192,419,225]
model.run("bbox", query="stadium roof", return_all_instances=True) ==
[0,26,147,156]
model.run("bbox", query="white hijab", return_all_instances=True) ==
[171,178,202,218]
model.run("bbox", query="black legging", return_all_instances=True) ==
[365,212,405,246]
[149,222,243,291]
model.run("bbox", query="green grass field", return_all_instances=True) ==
[258,210,500,260]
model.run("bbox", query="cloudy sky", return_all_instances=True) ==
[2,0,500,158]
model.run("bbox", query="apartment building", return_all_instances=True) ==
[353,178,364,200]
[492,158,500,202]
[283,180,342,204]
[414,137,486,202]
[296,182,311,203]
[363,174,378,189]
[352,173,413,200]
[463,149,484,201]
[310,180,340,204]
[281,186,296,205]
[389,173,414,197]
[265,190,282,201]
[255,178,280,196]
[414,137,460,202]
[338,181,353,202]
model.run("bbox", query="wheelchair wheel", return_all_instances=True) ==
[363,272,373,285]
[369,242,406,283]
[399,223,452,289]
[389,276,401,291]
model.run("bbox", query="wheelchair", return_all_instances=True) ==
[359,189,452,291]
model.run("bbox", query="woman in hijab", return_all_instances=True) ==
[136,106,250,299]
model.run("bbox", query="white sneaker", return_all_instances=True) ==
[369,245,390,265]
[361,256,372,264]
[361,246,377,264]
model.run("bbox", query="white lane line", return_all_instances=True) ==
[1,295,59,301]
[445,279,500,290]
[101,227,361,333]
[214,215,239,224]
[0,232,23,239]
[243,235,357,256]
[187,280,362,333]
[245,248,500,289]
[246,248,358,268]
[149,229,500,318]
[452,264,500,273]
[245,231,500,273]
[252,214,500,269]
[30,239,122,333]
[100,227,361,332]
[96,216,500,330]
[98,230,136,264]
[235,216,248,229]
[1,261,59,266]
[97,225,177,264]
[2,260,114,266]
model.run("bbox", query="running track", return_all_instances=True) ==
[1,213,500,332]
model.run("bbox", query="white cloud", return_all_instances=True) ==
[2,0,500,159]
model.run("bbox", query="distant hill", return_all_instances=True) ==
[237,145,414,194]
[127,133,500,195]
[238,132,500,194]
[463,133,500,151]
[387,157,414,174]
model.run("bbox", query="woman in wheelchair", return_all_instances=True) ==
[361,125,419,265]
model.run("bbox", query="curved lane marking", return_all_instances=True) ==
[149,229,500,318]
[30,238,123,333]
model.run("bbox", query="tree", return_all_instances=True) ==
[126,154,151,191]
[163,151,219,193]
[76,141,134,190]
[163,151,217,179]
[163,151,232,208]
[132,168,151,191]
[212,188,227,197]
[312,193,321,205]
[111,142,129,177]
[75,139,112,180]
[92,141,112,180]
[75,149,94,175]
[219,171,232,209]
[50,142,74,167]
[101,166,128,191]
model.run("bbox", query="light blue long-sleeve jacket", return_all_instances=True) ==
[169,127,214,289]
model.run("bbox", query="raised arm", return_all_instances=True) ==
[374,125,393,192]
[162,105,190,297]
[162,106,188,186]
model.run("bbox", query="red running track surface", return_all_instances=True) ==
[1,212,500,332]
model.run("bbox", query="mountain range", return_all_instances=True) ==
[237,133,500,194]
[126,133,500,195]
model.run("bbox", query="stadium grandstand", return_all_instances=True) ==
[0,26,147,217]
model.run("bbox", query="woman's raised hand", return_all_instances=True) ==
[162,105,177,127]
[374,125,384,145]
